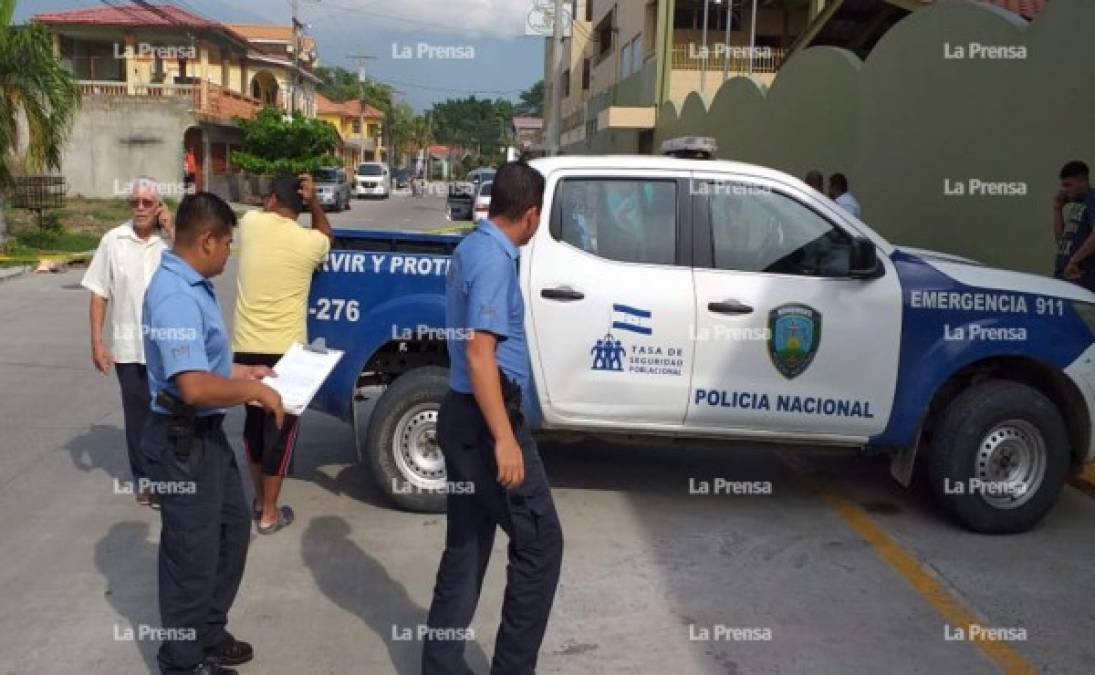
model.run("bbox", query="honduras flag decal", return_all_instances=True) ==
[611,304,653,335]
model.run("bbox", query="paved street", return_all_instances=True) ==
[3,194,1095,675]
[314,185,459,233]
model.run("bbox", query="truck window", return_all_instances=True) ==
[707,183,853,277]
[557,178,676,265]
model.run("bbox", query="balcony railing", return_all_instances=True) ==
[77,79,263,123]
[670,46,787,74]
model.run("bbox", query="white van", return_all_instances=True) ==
[354,162,390,199]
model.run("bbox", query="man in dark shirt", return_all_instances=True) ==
[1054,160,1095,291]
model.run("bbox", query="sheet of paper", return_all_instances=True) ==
[261,342,344,416]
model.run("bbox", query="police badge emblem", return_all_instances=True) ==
[767,303,822,379]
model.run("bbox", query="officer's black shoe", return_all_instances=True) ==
[203,634,253,667]
[163,664,237,675]
[196,665,238,675]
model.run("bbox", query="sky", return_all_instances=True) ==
[17,0,548,111]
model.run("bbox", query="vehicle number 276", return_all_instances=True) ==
[310,298,360,322]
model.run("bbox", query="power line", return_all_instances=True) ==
[372,76,526,96]
[305,0,469,32]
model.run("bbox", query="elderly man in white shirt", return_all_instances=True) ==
[82,177,173,507]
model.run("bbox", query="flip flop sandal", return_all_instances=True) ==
[256,506,294,535]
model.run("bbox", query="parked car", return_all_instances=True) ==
[355,162,390,199]
[446,167,495,220]
[472,180,492,222]
[393,168,410,190]
[312,167,351,212]
[305,155,1095,534]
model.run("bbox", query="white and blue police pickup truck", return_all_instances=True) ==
[305,155,1095,534]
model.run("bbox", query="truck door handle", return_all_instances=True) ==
[541,286,585,301]
[708,299,754,315]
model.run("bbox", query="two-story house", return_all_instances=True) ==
[316,93,386,172]
[33,3,319,203]
[546,0,830,154]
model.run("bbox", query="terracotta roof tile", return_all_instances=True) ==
[316,93,383,119]
[34,4,220,29]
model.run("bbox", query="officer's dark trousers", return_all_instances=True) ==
[423,391,564,675]
[115,363,150,481]
[143,413,251,674]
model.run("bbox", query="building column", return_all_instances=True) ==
[124,32,137,93]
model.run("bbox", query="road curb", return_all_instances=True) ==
[0,265,30,282]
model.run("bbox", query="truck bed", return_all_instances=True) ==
[307,228,463,422]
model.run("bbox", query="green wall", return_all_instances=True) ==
[598,0,1095,275]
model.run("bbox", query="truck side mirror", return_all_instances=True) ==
[849,237,882,279]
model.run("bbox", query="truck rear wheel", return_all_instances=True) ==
[927,380,1069,534]
[364,366,449,512]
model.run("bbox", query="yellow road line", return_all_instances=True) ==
[781,459,1037,675]
[427,224,473,234]
[1067,464,1095,499]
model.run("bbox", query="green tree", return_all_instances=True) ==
[230,107,339,175]
[314,65,359,102]
[0,0,81,243]
[516,80,544,117]
[429,96,513,159]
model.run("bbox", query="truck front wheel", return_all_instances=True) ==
[927,380,1069,534]
[363,366,449,512]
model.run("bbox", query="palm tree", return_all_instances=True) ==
[0,0,80,243]
[411,115,432,154]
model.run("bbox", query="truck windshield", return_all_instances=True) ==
[314,169,338,181]
[357,164,384,176]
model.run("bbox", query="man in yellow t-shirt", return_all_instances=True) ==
[232,174,332,534]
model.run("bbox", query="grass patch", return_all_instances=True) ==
[4,196,135,237]
[2,196,249,262]
[6,228,99,254]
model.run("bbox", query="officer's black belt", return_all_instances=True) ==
[151,411,225,433]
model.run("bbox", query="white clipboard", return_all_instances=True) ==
[261,339,344,415]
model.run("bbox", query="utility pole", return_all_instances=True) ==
[290,0,298,115]
[347,54,375,163]
[547,0,566,155]
[748,0,758,77]
[722,0,732,82]
[700,0,710,95]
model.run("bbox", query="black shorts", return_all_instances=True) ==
[234,352,301,477]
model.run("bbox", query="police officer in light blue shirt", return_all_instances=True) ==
[141,193,283,675]
[423,162,564,675]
